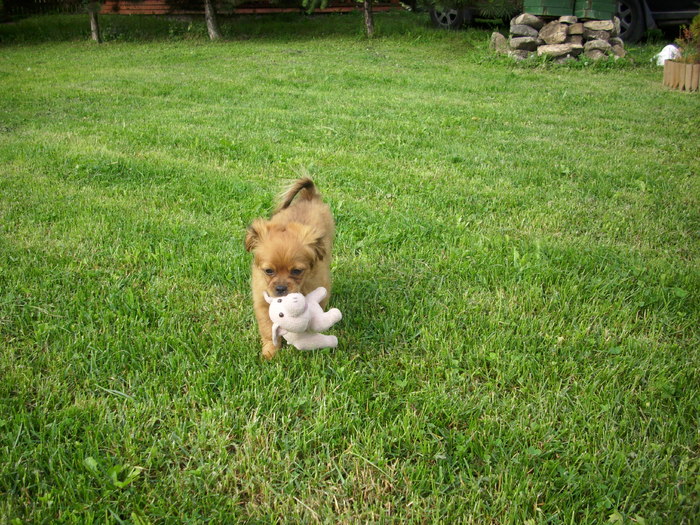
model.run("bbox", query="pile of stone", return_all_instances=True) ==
[491,13,626,62]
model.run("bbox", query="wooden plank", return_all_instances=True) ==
[233,7,300,14]
[101,1,165,15]
[672,64,679,89]
[100,0,399,16]
[682,61,691,91]
[672,61,681,89]
[101,1,399,15]
[691,64,700,92]
[5,0,83,15]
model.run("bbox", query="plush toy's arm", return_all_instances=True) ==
[308,308,342,333]
[305,287,327,305]
[272,323,283,347]
[285,332,338,351]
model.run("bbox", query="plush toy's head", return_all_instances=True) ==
[264,291,310,345]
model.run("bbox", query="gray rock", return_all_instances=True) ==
[508,49,533,61]
[540,21,569,45]
[567,35,584,46]
[583,20,615,32]
[510,24,539,38]
[537,43,574,57]
[568,22,584,35]
[509,36,539,51]
[583,29,611,41]
[490,32,509,54]
[584,39,612,52]
[612,17,621,37]
[511,13,544,30]
[584,48,607,60]
[569,44,584,56]
[609,37,624,47]
[559,16,578,24]
[611,44,627,58]
[554,55,576,64]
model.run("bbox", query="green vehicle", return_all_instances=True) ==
[428,0,699,43]
[427,0,522,30]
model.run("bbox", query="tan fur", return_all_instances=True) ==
[245,178,334,359]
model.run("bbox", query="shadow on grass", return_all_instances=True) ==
[331,260,430,357]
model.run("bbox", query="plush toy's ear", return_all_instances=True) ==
[245,219,268,252]
[264,291,273,304]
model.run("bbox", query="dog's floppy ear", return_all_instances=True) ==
[309,235,326,261]
[289,223,326,262]
[245,219,268,252]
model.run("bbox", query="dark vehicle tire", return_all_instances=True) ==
[617,0,645,43]
[429,7,473,29]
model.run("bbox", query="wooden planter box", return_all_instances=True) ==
[663,60,700,92]
[523,0,575,17]
[574,0,614,20]
[524,0,615,20]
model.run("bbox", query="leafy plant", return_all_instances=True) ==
[475,0,522,18]
[83,456,144,489]
[675,13,700,63]
[301,0,329,13]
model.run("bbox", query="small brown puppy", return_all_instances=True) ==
[245,178,335,359]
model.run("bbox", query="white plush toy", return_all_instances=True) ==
[264,287,342,351]
[654,44,682,65]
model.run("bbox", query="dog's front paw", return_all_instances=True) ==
[262,341,279,360]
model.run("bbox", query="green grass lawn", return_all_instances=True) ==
[1,11,698,523]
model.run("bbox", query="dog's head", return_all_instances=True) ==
[245,219,326,297]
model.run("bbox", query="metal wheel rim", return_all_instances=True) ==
[435,9,459,27]
[616,1,633,34]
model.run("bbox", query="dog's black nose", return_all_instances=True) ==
[274,285,288,296]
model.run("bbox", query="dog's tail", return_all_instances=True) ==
[274,177,319,213]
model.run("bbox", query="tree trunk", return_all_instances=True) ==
[87,2,101,43]
[363,0,374,38]
[204,0,223,41]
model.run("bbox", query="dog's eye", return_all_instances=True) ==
[263,268,275,276]
[290,269,304,276]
